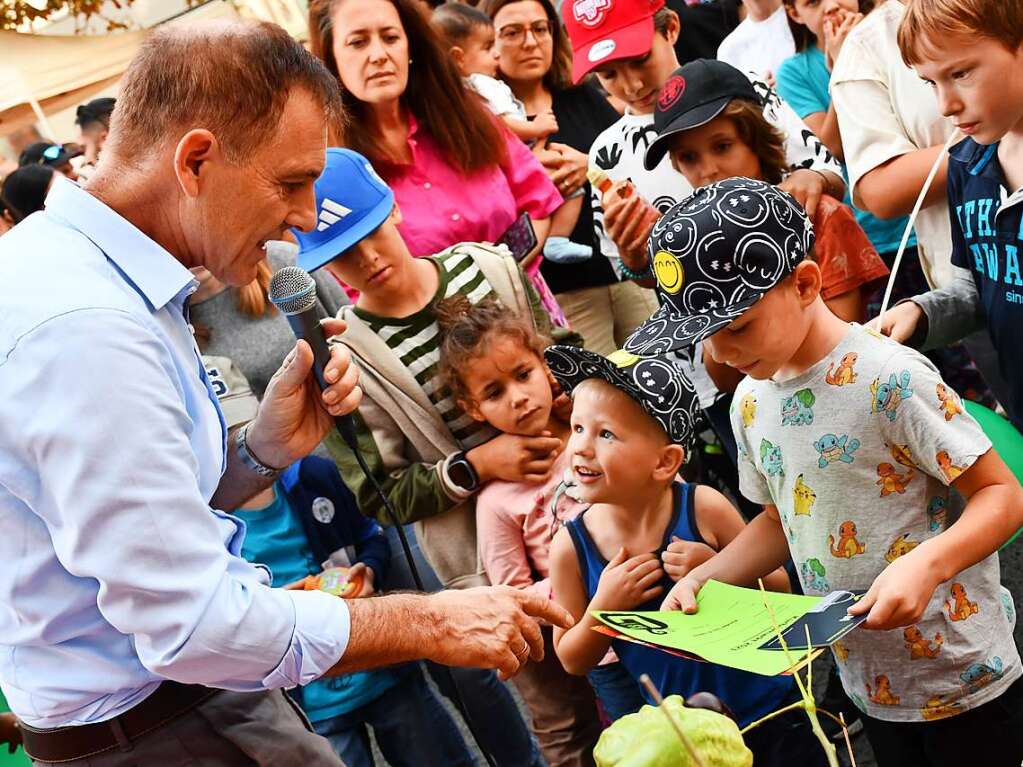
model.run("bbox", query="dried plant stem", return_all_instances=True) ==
[638,674,707,767]
[740,580,840,767]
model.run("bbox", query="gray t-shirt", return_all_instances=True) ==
[731,323,1019,723]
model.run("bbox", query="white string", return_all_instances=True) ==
[876,130,961,320]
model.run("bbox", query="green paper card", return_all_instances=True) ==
[592,580,862,676]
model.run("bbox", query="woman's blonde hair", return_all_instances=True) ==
[192,259,276,350]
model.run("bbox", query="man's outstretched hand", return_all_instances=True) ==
[426,587,574,680]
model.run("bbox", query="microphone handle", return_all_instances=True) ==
[284,309,358,448]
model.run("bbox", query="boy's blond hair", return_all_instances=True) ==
[898,0,1023,66]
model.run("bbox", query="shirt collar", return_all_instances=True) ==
[44,176,197,311]
[950,136,1004,183]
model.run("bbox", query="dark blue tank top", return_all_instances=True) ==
[565,482,793,727]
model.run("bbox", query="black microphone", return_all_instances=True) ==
[267,266,359,450]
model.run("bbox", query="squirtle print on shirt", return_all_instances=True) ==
[927,497,948,531]
[814,433,860,468]
[960,657,1004,694]
[870,370,913,422]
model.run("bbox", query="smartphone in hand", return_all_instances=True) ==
[496,212,538,262]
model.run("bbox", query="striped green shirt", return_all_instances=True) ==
[353,250,497,449]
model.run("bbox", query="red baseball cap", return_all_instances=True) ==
[564,0,665,83]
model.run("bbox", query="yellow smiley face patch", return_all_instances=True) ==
[652,250,685,294]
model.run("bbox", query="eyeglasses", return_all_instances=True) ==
[497,20,552,46]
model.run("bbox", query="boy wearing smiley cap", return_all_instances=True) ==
[645,177,1023,766]
[543,342,827,765]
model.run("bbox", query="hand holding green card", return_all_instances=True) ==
[592,581,866,677]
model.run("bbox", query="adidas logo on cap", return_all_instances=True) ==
[317,197,352,232]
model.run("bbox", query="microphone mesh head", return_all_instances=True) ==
[268,265,317,316]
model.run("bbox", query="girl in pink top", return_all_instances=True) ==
[313,0,567,325]
[436,295,647,738]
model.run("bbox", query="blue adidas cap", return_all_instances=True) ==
[292,147,395,272]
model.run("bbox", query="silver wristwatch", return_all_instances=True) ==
[235,422,282,479]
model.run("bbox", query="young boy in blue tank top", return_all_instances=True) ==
[544,345,828,766]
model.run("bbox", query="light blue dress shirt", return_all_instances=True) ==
[0,177,350,728]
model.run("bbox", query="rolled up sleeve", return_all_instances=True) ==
[3,310,348,690]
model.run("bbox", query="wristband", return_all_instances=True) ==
[236,421,283,479]
[620,258,654,281]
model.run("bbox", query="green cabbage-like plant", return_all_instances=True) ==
[594,696,752,767]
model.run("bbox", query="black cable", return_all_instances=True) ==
[342,430,501,767]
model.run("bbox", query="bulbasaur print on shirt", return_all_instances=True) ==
[731,324,1020,722]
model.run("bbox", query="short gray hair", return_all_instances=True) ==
[107,20,343,163]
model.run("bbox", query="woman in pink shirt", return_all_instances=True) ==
[312,0,567,323]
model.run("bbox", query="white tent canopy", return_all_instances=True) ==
[0,0,301,139]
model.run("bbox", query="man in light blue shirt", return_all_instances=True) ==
[0,20,571,767]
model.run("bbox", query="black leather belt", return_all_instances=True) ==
[19,681,220,764]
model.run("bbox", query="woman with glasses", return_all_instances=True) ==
[310,0,567,324]
[483,0,660,356]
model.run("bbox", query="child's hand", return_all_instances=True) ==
[847,548,941,630]
[593,548,665,610]
[660,574,704,613]
[778,169,828,217]
[533,110,559,139]
[869,301,925,345]
[601,183,657,271]
[348,562,376,598]
[661,537,716,581]
[823,10,862,71]
[469,432,563,484]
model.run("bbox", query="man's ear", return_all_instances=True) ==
[652,442,686,482]
[792,259,823,308]
[173,129,220,198]
[389,202,403,227]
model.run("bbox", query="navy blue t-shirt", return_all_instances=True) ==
[948,138,1023,426]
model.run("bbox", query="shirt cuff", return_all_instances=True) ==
[261,590,350,689]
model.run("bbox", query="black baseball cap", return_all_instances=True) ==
[623,177,815,356]
[544,346,701,448]
[19,142,82,169]
[643,59,762,171]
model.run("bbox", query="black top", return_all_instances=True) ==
[668,0,741,65]
[538,83,621,294]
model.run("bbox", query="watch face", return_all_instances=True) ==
[449,459,477,490]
